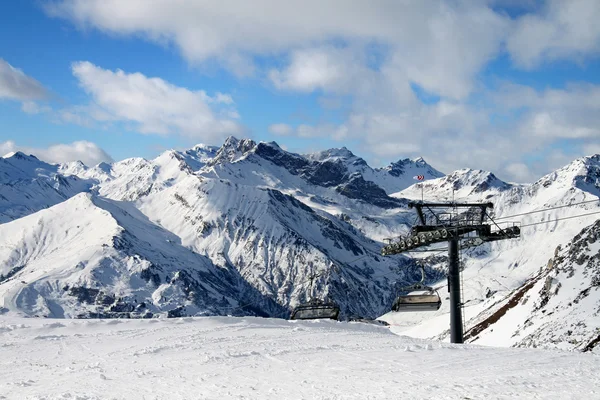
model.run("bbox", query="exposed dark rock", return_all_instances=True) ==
[68,287,101,304]
[140,268,161,286]
[0,265,25,283]
[336,175,405,209]
[254,142,308,173]
[167,306,186,318]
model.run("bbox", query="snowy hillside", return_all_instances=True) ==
[464,218,600,351]
[394,168,513,202]
[1,137,599,352]
[0,152,94,223]
[1,316,599,400]
[385,154,600,351]
[0,193,283,319]
[137,174,414,318]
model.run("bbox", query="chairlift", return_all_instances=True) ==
[391,262,441,312]
[290,298,340,320]
[290,269,340,321]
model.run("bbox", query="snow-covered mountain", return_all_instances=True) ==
[0,138,432,319]
[1,136,599,352]
[463,219,600,352]
[0,152,94,223]
[386,154,600,351]
[394,168,514,203]
[0,192,283,319]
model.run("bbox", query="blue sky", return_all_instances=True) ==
[0,0,599,182]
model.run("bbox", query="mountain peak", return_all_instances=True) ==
[2,151,40,162]
[385,157,443,179]
[191,143,219,152]
[210,136,257,165]
[222,135,240,147]
[306,147,360,163]
[96,161,112,173]
[534,154,600,196]
[440,168,511,193]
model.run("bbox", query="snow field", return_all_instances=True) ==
[1,316,599,400]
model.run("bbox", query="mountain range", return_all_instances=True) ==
[1,137,598,352]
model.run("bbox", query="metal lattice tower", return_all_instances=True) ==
[381,201,520,343]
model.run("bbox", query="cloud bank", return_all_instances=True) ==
[42,0,600,182]
[0,59,48,101]
[0,140,113,166]
[71,61,242,141]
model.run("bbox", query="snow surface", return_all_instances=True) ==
[1,316,599,400]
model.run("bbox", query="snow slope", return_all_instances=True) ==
[1,316,599,400]
[0,152,94,223]
[137,174,414,318]
[384,154,600,350]
[464,219,600,351]
[0,193,283,319]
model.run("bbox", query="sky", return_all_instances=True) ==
[0,0,599,182]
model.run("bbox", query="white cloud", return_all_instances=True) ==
[520,112,600,139]
[21,101,52,115]
[48,0,510,100]
[71,61,242,140]
[505,163,534,183]
[213,92,234,105]
[584,143,600,156]
[507,0,600,68]
[0,59,48,102]
[267,95,550,182]
[493,83,600,140]
[268,123,293,136]
[0,140,113,166]
[43,0,600,182]
[268,123,349,140]
[269,47,368,94]
[389,3,507,100]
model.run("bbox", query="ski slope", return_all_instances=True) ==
[1,316,599,400]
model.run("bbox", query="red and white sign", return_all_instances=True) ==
[413,175,425,181]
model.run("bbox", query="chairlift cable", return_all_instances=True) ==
[401,197,598,223]
[519,210,600,228]
[493,198,599,221]
[484,208,509,236]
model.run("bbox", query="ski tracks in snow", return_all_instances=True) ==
[1,316,599,399]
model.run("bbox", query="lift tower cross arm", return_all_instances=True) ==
[382,201,520,344]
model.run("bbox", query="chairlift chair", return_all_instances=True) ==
[290,269,340,321]
[392,291,441,312]
[391,263,441,312]
[290,298,340,320]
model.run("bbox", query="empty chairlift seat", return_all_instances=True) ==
[390,261,442,313]
[290,299,340,320]
[391,292,441,312]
